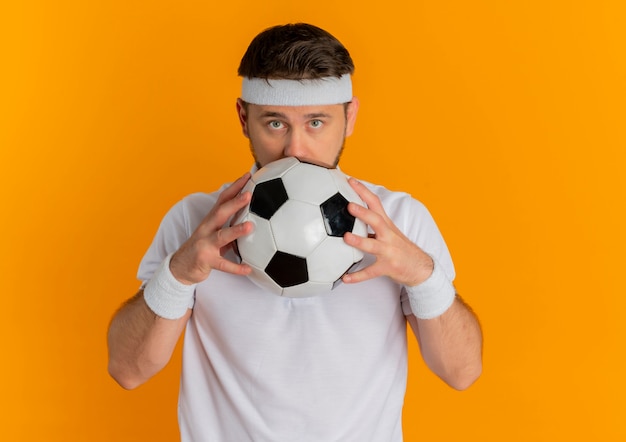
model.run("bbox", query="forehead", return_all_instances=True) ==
[247,103,345,119]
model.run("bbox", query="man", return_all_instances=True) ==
[108,23,482,441]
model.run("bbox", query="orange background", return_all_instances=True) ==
[2,1,625,440]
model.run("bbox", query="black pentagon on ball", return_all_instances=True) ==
[265,251,308,287]
[320,193,356,237]
[250,178,289,220]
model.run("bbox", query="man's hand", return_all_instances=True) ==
[343,178,483,390]
[169,173,254,285]
[342,178,434,287]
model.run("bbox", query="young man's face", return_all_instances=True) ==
[236,98,359,169]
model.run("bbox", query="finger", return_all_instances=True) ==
[213,256,252,276]
[196,173,251,232]
[215,220,254,248]
[348,181,409,243]
[348,178,386,215]
[205,188,252,232]
[216,172,251,204]
[343,231,382,255]
[217,189,252,224]
[342,263,381,284]
[346,202,392,240]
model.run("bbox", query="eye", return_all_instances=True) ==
[269,120,284,129]
[310,119,323,128]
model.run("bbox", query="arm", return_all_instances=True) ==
[107,173,254,389]
[342,178,482,390]
[107,291,191,390]
[407,296,482,390]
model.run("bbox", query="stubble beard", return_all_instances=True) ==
[250,138,346,170]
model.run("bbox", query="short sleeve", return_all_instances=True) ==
[137,191,223,288]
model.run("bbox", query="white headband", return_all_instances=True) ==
[241,75,352,106]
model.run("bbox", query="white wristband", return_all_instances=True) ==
[405,258,456,319]
[143,253,196,319]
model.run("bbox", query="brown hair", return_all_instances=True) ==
[238,23,354,80]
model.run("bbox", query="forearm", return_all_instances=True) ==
[408,296,483,390]
[107,290,190,389]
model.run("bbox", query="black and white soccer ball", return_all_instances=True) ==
[233,157,367,298]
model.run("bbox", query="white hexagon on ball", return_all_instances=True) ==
[253,156,299,184]
[235,213,276,269]
[307,236,362,283]
[270,200,327,257]
[282,163,336,205]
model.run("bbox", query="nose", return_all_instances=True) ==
[283,129,310,160]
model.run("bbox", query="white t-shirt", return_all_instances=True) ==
[138,180,455,441]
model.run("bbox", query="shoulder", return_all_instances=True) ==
[165,185,231,233]
[136,185,231,284]
[179,191,221,222]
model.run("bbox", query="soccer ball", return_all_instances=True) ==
[233,157,367,298]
